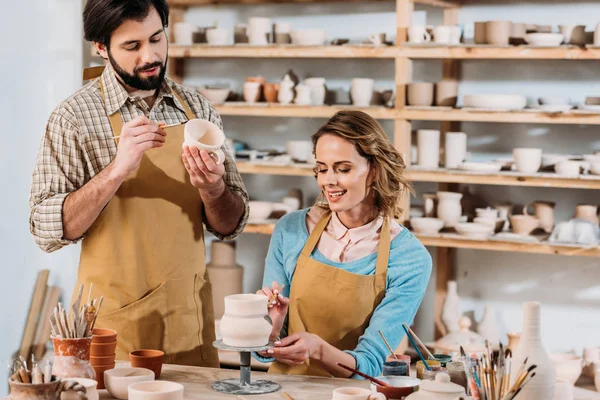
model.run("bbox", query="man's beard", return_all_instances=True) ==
[108,49,167,91]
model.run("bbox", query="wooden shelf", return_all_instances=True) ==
[243,223,600,257]
[400,45,600,60]
[215,104,397,119]
[236,162,600,189]
[400,108,600,125]
[169,45,396,59]
[168,0,460,8]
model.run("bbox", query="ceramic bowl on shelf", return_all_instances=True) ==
[542,154,571,168]
[590,163,600,175]
[410,218,445,235]
[105,368,155,400]
[286,140,313,162]
[128,381,184,400]
[474,217,505,233]
[290,29,326,46]
[197,87,230,105]
[454,222,494,239]
[583,154,600,164]
[525,33,564,46]
[457,161,503,173]
[463,94,527,110]
[248,201,274,221]
[539,96,570,106]
[585,96,600,105]
[550,353,583,385]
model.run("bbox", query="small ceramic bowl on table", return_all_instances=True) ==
[105,367,155,400]
[128,381,184,400]
[369,376,421,399]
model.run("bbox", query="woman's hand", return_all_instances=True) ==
[256,282,289,342]
[266,332,324,366]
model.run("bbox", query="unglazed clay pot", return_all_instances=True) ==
[436,191,463,228]
[220,294,271,347]
[130,350,164,380]
[52,337,95,380]
[263,83,280,103]
[9,377,87,400]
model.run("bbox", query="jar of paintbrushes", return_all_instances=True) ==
[49,284,103,380]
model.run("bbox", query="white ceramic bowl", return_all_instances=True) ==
[525,33,564,46]
[105,368,155,400]
[248,201,273,221]
[290,29,326,46]
[541,154,571,168]
[473,217,505,233]
[286,140,313,162]
[583,154,600,164]
[539,96,570,106]
[550,353,583,385]
[455,222,494,239]
[463,94,527,110]
[591,163,600,176]
[410,218,444,235]
[128,381,184,400]
[197,87,230,105]
[457,161,503,172]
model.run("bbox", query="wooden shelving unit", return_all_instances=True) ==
[169,0,600,340]
[236,162,600,189]
[243,223,600,258]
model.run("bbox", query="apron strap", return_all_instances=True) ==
[375,217,391,277]
[95,66,197,144]
[300,211,332,258]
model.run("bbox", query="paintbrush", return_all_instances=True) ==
[402,324,430,370]
[378,330,398,359]
[402,322,435,360]
[269,285,285,306]
[336,362,392,387]
[113,121,185,140]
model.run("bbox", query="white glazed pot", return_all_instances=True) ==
[436,191,463,228]
[220,294,271,347]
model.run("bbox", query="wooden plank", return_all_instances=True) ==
[400,108,600,124]
[242,224,600,257]
[168,7,186,84]
[396,0,413,45]
[34,287,61,358]
[168,0,460,7]
[400,45,600,60]
[236,162,600,190]
[215,104,398,119]
[169,45,397,59]
[434,247,455,340]
[19,270,50,360]
[32,286,61,360]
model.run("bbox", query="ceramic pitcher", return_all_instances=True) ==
[437,191,463,228]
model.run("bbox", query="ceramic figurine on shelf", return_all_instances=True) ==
[278,74,295,105]
[442,280,462,334]
[477,305,501,344]
[510,301,556,400]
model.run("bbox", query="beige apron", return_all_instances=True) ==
[269,212,390,376]
[72,67,218,367]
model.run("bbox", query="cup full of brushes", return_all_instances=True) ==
[49,284,105,380]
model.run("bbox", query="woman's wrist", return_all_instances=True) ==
[310,333,326,361]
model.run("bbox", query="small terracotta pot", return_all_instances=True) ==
[52,336,92,359]
[92,328,117,344]
[92,363,115,390]
[90,354,116,366]
[263,83,280,103]
[90,341,117,357]
[245,76,265,84]
[130,350,165,379]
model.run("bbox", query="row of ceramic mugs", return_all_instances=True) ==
[407,22,600,46]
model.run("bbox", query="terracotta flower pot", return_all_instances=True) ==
[52,336,92,359]
[90,341,117,357]
[92,328,117,344]
[130,350,165,379]
[52,336,95,380]
[264,83,280,103]
[90,354,116,366]
[92,363,115,390]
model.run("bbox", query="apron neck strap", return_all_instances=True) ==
[99,76,123,142]
[301,211,331,257]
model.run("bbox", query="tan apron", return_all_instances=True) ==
[72,67,219,367]
[269,212,390,376]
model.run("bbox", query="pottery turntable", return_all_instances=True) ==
[212,340,280,394]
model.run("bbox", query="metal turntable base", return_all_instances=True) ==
[212,339,281,395]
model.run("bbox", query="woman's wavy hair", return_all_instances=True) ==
[311,110,413,220]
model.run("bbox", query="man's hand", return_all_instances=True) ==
[112,115,166,179]
[182,145,225,191]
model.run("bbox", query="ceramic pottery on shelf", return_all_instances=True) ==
[477,305,501,345]
[441,281,462,334]
[220,294,271,347]
[510,301,556,400]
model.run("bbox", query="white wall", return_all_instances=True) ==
[1,2,599,397]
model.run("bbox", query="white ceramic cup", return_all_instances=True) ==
[444,131,467,169]
[408,25,431,43]
[332,387,386,400]
[243,81,261,104]
[294,84,312,105]
[554,160,581,176]
[351,78,374,107]
[248,17,271,44]
[513,148,542,174]
[206,28,229,45]
[368,33,385,45]
[418,129,441,168]
[275,22,291,34]
[173,22,196,45]
[434,25,461,45]
[183,119,226,165]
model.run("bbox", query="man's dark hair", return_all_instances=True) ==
[83,0,169,47]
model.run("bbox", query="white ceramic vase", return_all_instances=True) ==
[442,281,462,334]
[444,132,467,169]
[418,130,441,169]
[220,294,272,347]
[351,78,374,107]
[278,74,295,105]
[510,302,556,400]
[477,305,501,344]
[437,191,463,228]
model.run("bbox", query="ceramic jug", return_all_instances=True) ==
[304,77,327,106]
[294,84,312,106]
[437,191,463,228]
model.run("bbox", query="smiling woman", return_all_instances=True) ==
[255,110,432,379]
